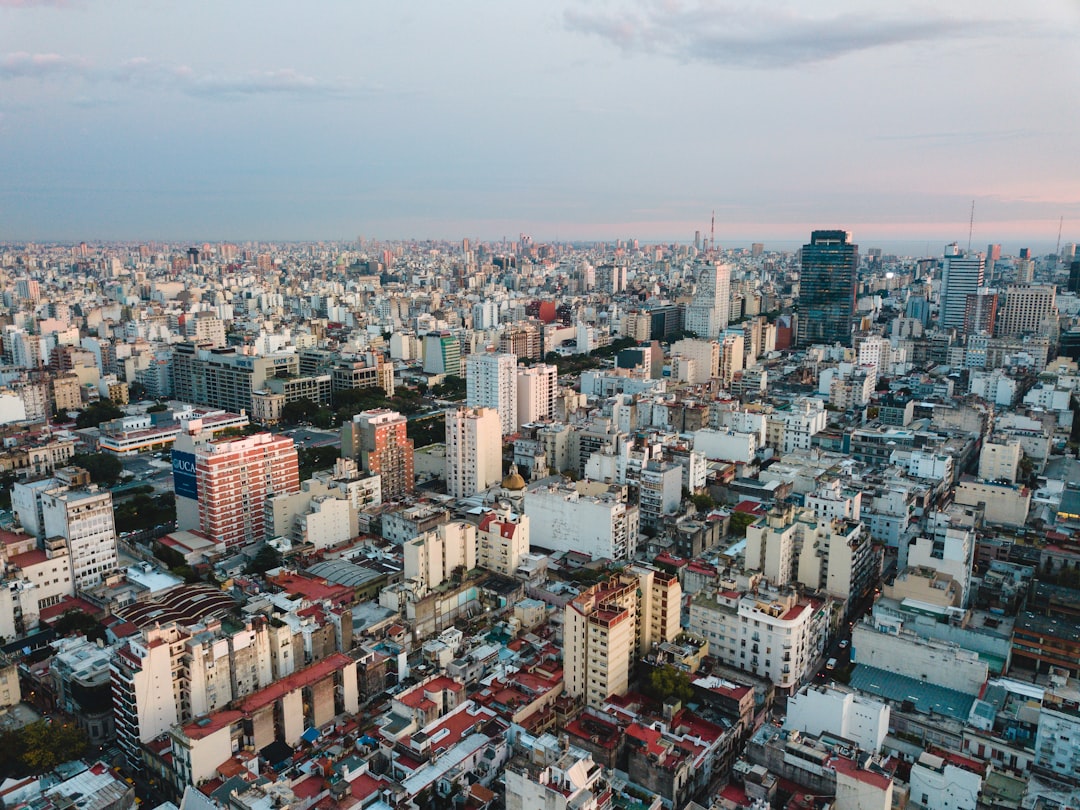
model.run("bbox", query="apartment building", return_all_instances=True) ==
[445,407,502,499]
[342,408,414,501]
[525,480,639,560]
[466,352,517,435]
[563,566,681,708]
[688,586,827,695]
[477,508,529,576]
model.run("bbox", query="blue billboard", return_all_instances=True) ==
[172,450,199,499]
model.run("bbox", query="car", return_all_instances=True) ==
[825,657,838,671]
[839,639,849,649]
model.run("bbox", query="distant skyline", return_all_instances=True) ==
[1,2,1078,246]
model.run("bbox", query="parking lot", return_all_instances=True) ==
[279,427,340,448]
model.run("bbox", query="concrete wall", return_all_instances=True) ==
[852,625,988,696]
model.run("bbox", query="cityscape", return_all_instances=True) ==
[3,3,1080,810]
[0,234,1078,810]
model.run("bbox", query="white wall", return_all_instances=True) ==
[852,625,988,696]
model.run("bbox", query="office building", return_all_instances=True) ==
[342,409,414,501]
[171,343,300,414]
[939,243,985,332]
[798,230,859,347]
[963,289,998,336]
[515,364,558,429]
[996,284,1057,337]
[423,332,461,376]
[194,433,300,550]
[684,262,731,339]
[445,407,502,499]
[466,352,517,435]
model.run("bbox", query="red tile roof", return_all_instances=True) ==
[236,653,353,714]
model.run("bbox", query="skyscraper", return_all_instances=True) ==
[798,230,858,347]
[445,407,502,499]
[466,352,517,435]
[342,408,414,501]
[939,243,985,333]
[684,262,731,339]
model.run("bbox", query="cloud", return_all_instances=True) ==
[0,51,356,100]
[564,2,1014,68]
[0,0,75,7]
[0,51,90,79]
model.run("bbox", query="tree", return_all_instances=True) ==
[281,397,319,425]
[246,544,282,575]
[147,402,168,413]
[15,721,89,775]
[432,375,467,401]
[644,665,694,704]
[690,493,715,512]
[53,609,106,642]
[70,452,123,486]
[729,511,758,537]
[74,399,124,429]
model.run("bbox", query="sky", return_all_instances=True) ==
[1,1,1078,250]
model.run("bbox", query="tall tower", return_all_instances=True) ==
[343,409,414,501]
[684,262,731,339]
[798,230,858,347]
[445,407,502,498]
[939,243,985,333]
[465,352,518,435]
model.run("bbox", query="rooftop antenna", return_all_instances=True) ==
[967,199,975,252]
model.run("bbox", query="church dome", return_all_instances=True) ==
[501,466,526,491]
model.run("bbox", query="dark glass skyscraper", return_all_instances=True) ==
[798,230,859,347]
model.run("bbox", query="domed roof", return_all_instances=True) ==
[501,465,526,491]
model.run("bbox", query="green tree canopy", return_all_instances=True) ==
[246,544,282,575]
[644,665,694,705]
[729,511,758,537]
[0,721,90,777]
[280,397,320,425]
[431,375,467,401]
[74,399,124,429]
[52,610,105,643]
[70,452,123,486]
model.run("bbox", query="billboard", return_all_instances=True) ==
[172,450,198,500]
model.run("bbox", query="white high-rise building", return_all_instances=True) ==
[684,262,731,339]
[515,364,558,429]
[445,407,502,498]
[939,244,985,332]
[466,352,517,435]
[39,480,119,590]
